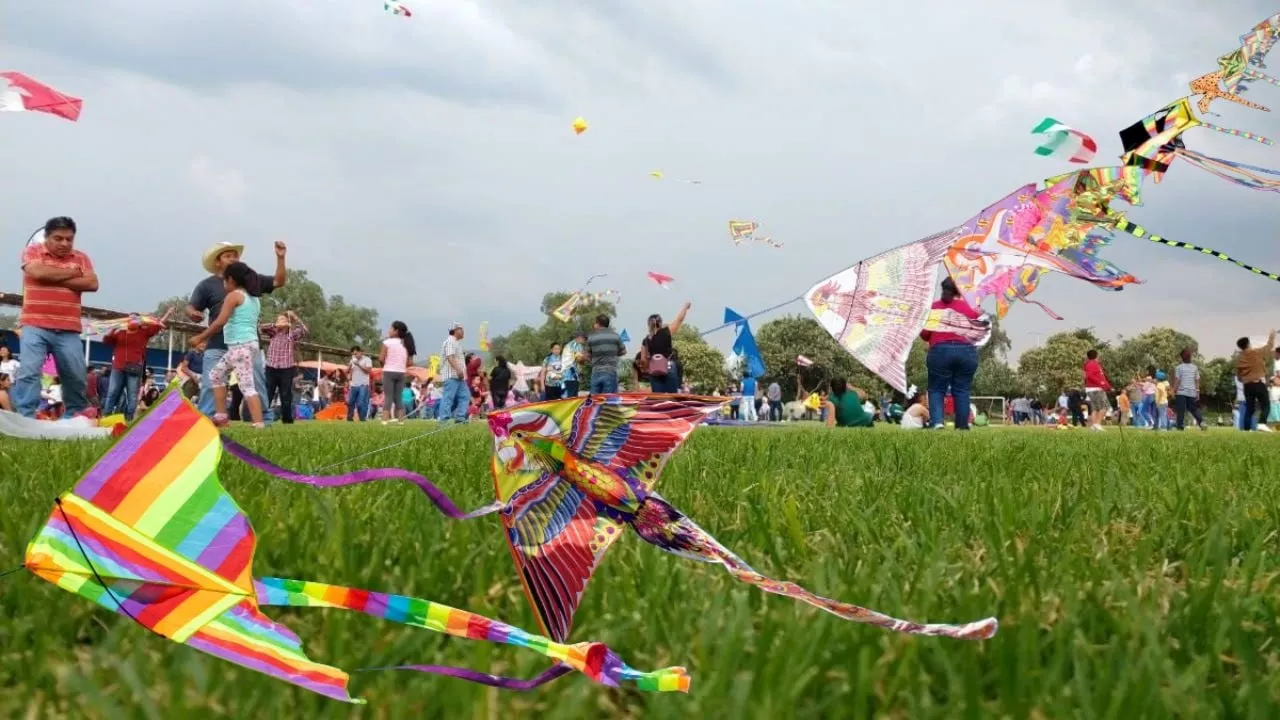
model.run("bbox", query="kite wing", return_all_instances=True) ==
[806,228,962,392]
[24,390,359,702]
[1031,117,1097,163]
[725,307,766,377]
[487,395,724,640]
[0,72,82,121]
[478,322,491,352]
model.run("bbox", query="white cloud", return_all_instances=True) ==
[188,155,247,213]
[2,0,1278,362]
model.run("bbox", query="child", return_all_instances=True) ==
[190,262,266,427]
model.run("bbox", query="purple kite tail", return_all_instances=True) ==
[220,437,501,520]
[359,663,573,690]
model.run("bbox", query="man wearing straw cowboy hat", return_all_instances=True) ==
[186,240,288,418]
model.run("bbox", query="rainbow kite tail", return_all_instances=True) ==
[1200,121,1275,146]
[254,578,691,693]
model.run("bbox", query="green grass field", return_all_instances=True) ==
[2,422,1279,718]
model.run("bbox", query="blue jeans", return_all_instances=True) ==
[105,369,142,421]
[15,326,87,418]
[346,384,370,421]
[648,362,681,393]
[440,377,470,423]
[590,374,619,394]
[198,347,266,417]
[926,342,978,430]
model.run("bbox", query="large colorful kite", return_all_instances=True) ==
[1031,117,1097,163]
[485,395,997,642]
[805,227,964,392]
[23,390,691,702]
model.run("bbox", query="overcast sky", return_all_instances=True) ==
[3,1,1277,362]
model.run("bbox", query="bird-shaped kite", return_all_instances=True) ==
[572,117,588,135]
[485,394,998,643]
[21,389,692,703]
[647,271,674,288]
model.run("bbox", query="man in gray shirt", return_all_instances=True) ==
[1172,348,1207,431]
[767,381,782,421]
[586,314,626,394]
[186,241,287,418]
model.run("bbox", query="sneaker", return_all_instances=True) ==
[1257,425,1273,433]
[212,413,230,427]
[1090,424,1105,432]
[1198,423,1208,432]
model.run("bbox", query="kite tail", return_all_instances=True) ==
[1242,69,1280,88]
[1199,122,1275,146]
[220,438,502,520]
[1175,150,1280,191]
[254,578,691,693]
[631,498,998,641]
[1114,219,1280,282]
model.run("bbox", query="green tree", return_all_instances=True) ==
[1201,356,1237,409]
[0,311,17,331]
[1103,327,1199,383]
[1016,328,1107,399]
[754,315,886,400]
[671,325,726,392]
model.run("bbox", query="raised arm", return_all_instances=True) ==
[668,301,692,336]
[273,241,288,288]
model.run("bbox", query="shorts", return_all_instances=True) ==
[1086,389,1110,412]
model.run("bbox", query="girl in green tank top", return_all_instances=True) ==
[189,262,266,427]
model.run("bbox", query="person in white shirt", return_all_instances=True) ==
[346,346,373,422]
[900,394,930,430]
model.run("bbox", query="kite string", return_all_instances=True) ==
[697,297,804,338]
[304,421,465,473]
[0,565,24,581]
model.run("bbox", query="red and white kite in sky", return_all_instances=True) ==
[0,72,82,122]
[647,271,674,288]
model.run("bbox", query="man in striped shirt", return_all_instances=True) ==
[437,323,469,423]
[15,217,98,418]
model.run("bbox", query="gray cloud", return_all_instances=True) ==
[2,0,1278,364]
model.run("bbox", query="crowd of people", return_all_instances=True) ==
[3,218,1277,434]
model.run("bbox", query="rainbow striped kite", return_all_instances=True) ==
[23,389,690,702]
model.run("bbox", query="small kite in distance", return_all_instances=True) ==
[384,1,412,17]
[0,72,82,122]
[796,355,814,368]
[649,171,701,184]
[647,271,674,288]
[1030,118,1097,164]
[572,117,588,135]
[728,220,783,248]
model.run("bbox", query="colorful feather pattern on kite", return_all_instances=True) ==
[806,228,962,392]
[1031,117,1097,164]
[487,395,998,642]
[24,389,694,702]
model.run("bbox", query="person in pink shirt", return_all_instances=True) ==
[918,277,987,430]
[378,320,416,424]
[1081,349,1112,431]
